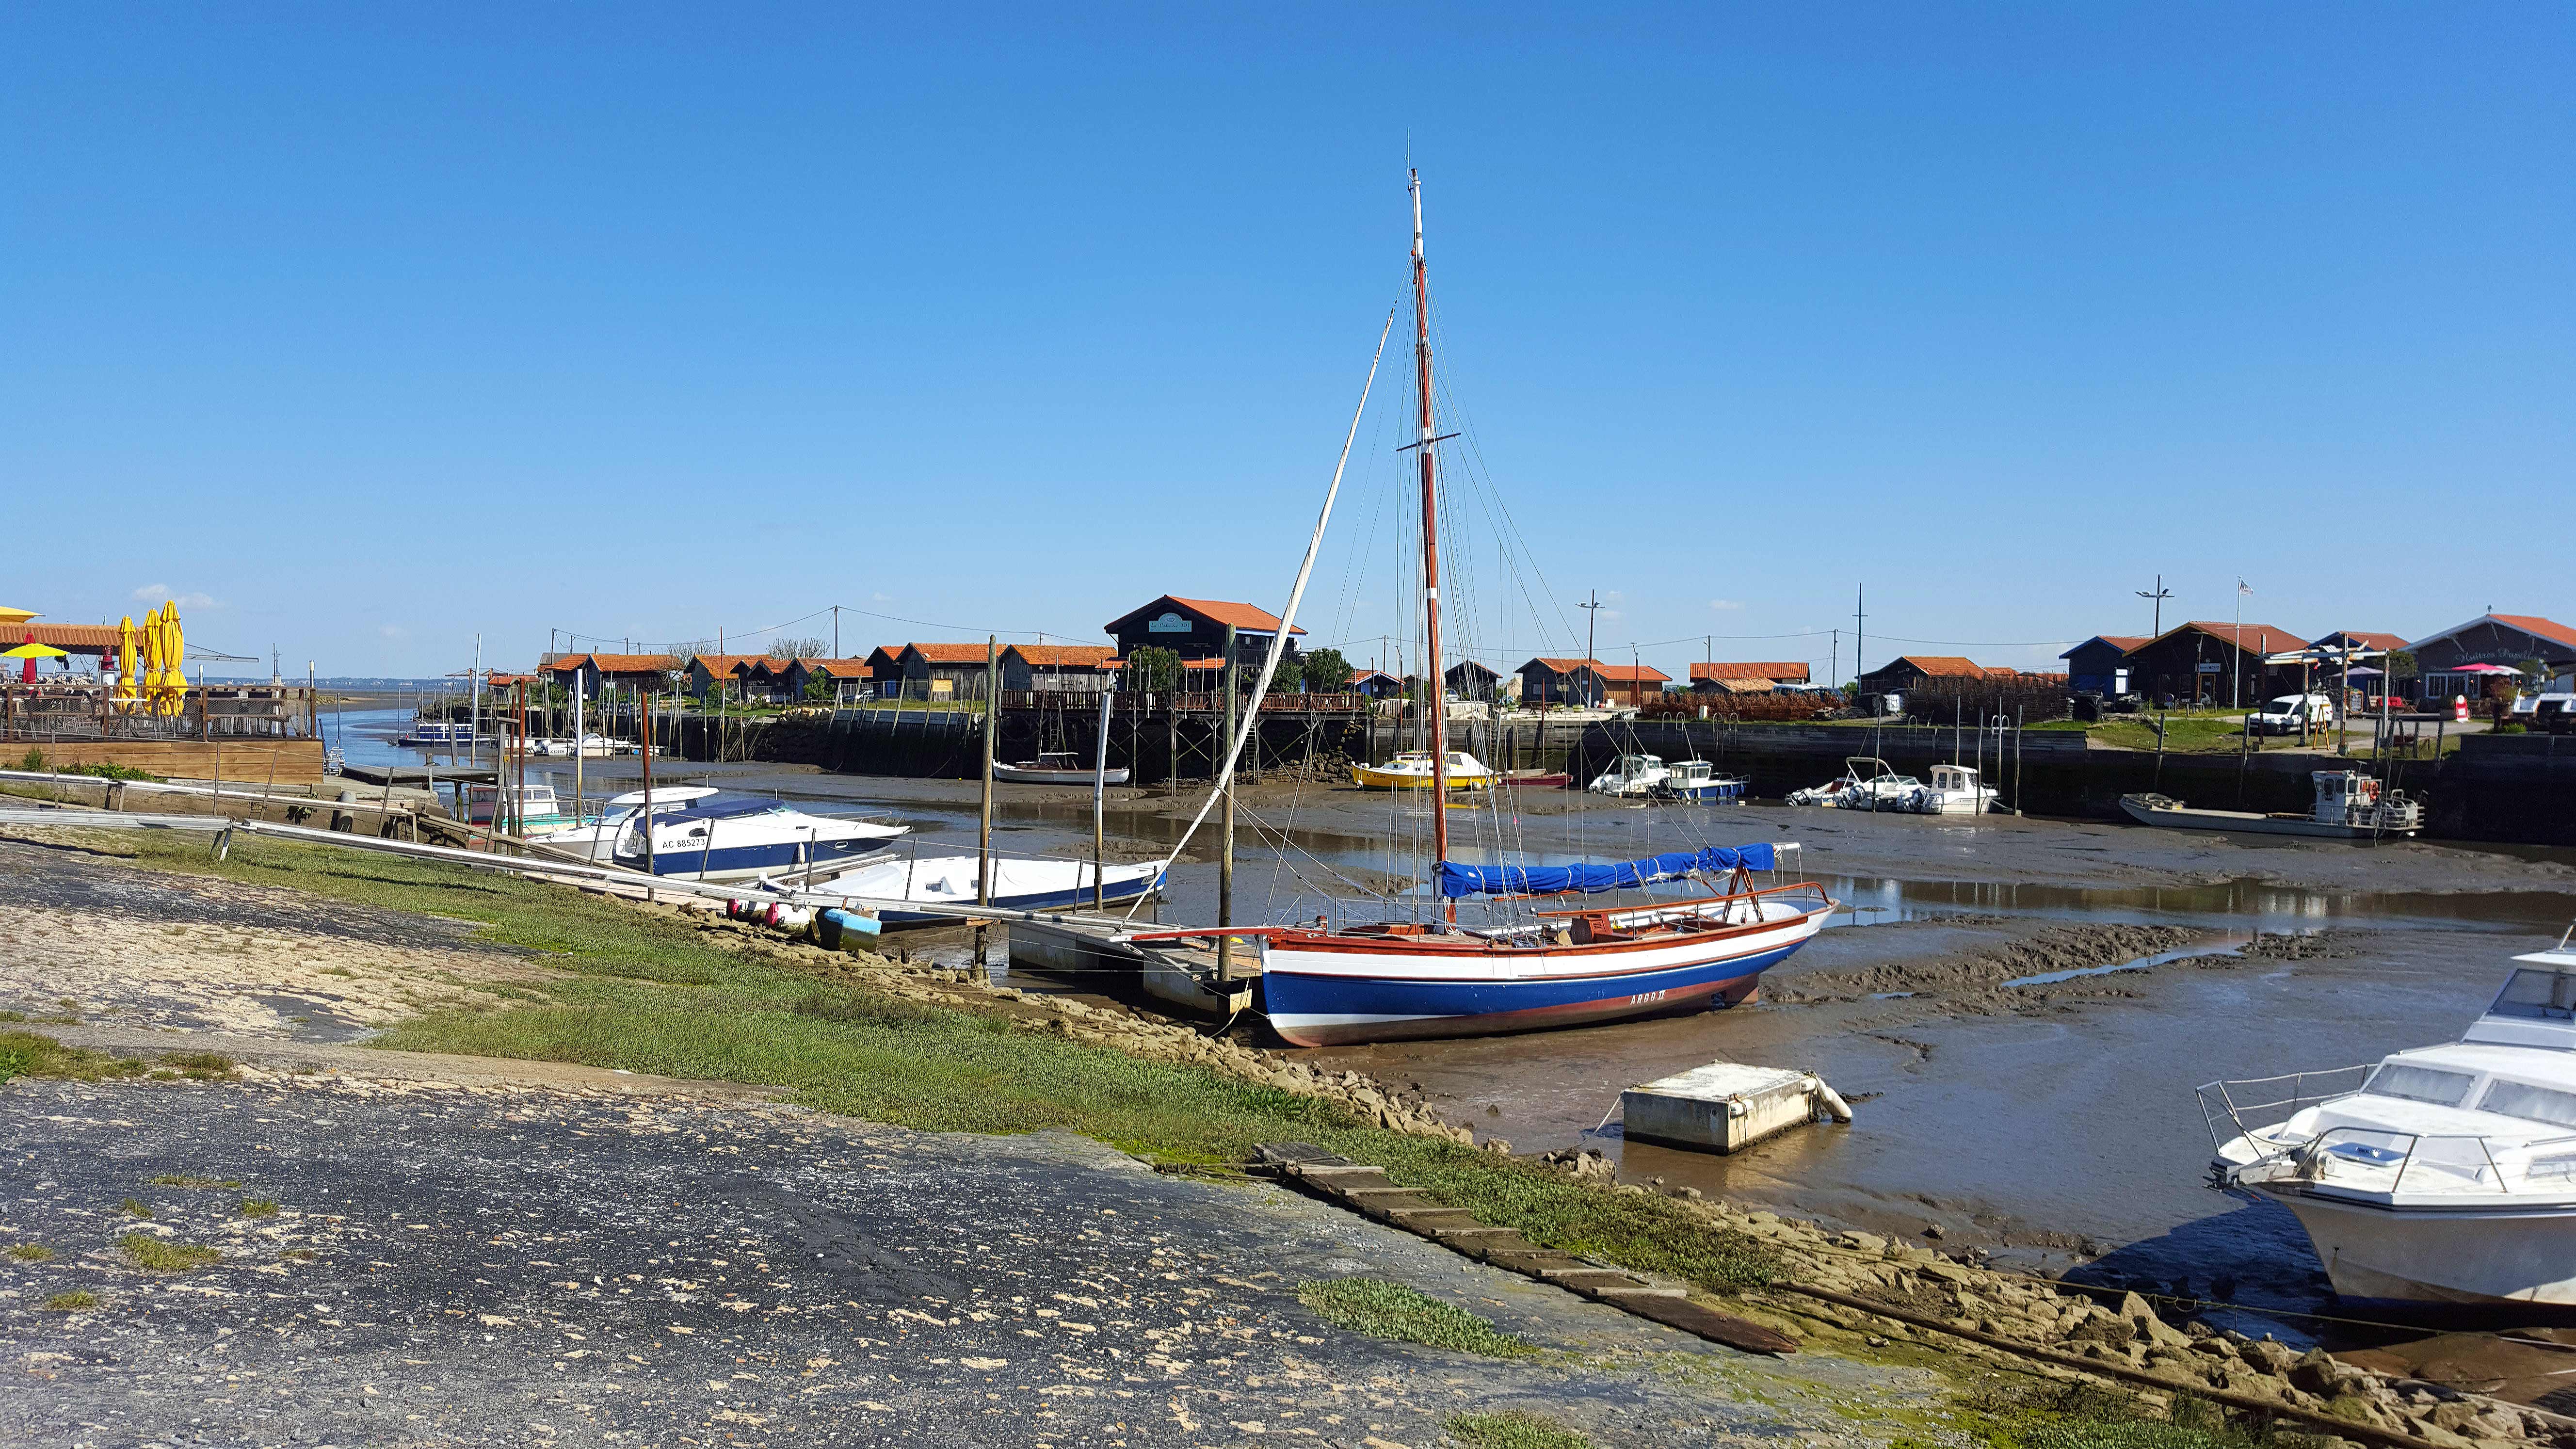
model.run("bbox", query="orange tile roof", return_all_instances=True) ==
[864,646,904,668]
[546,652,678,675]
[1877,655,1989,678]
[1165,596,1305,634]
[1690,661,1811,682]
[2491,614,2576,652]
[1523,657,1667,684]
[905,642,994,665]
[1007,644,1119,668]
[688,654,762,676]
[793,657,873,677]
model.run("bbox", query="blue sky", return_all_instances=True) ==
[4,5,2568,680]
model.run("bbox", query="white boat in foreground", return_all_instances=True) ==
[614,795,909,881]
[2122,770,2420,839]
[992,751,1130,786]
[794,852,1163,923]
[524,785,718,862]
[2202,941,2576,1306]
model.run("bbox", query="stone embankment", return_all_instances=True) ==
[1529,1143,2575,1449]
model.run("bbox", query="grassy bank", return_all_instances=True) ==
[65,829,1779,1295]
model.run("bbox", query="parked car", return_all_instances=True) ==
[2250,692,2339,735]
[2530,695,2576,736]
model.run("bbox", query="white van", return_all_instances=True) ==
[2251,693,2338,735]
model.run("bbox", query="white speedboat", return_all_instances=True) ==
[532,734,620,758]
[794,852,1163,924]
[1588,754,1671,798]
[614,795,909,881]
[2202,942,2576,1305]
[1787,757,1921,810]
[1908,764,2001,815]
[992,751,1130,786]
[2123,770,2420,839]
[525,785,718,863]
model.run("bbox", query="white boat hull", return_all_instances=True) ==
[2120,794,2417,839]
[991,764,1131,786]
[2258,1187,2576,1305]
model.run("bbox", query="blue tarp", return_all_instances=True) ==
[1436,843,1778,900]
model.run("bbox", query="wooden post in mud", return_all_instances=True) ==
[1218,626,1238,984]
[640,693,657,901]
[1093,672,1115,910]
[977,635,998,906]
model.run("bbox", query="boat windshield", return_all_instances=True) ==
[2490,968,2576,1022]
[2478,1079,2576,1130]
[2363,1063,2476,1107]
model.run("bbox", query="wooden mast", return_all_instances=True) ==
[1410,169,1453,922]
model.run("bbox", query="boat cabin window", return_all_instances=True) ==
[2478,1079,2576,1131]
[2362,1063,2475,1107]
[2490,969,2576,1022]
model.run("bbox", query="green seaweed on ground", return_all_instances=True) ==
[1447,1409,1593,1448]
[0,1030,147,1084]
[1295,1277,1536,1358]
[120,1233,220,1272]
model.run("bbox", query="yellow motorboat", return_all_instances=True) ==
[1349,750,1495,790]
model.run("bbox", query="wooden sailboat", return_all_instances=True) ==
[1246,173,1836,1047]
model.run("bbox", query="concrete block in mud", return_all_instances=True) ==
[1622,1061,1844,1155]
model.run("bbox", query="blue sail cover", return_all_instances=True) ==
[1437,843,1778,900]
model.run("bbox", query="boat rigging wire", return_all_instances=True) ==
[1124,307,1398,920]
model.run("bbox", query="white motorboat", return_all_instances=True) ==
[613,795,909,881]
[992,751,1131,786]
[1588,754,1672,798]
[1908,764,2001,815]
[463,781,570,831]
[1787,757,1921,810]
[531,734,620,758]
[398,721,486,748]
[2122,770,2420,839]
[794,851,1163,923]
[524,785,718,863]
[1350,750,1496,790]
[1655,760,1747,804]
[2202,941,2576,1306]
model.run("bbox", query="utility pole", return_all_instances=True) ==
[1853,587,1868,692]
[1579,591,1604,708]
[832,605,840,658]
[1830,629,1839,692]
[2136,575,2172,640]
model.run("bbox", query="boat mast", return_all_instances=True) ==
[1410,169,1453,920]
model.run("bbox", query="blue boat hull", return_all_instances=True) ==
[616,835,886,881]
[1259,939,1808,1047]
